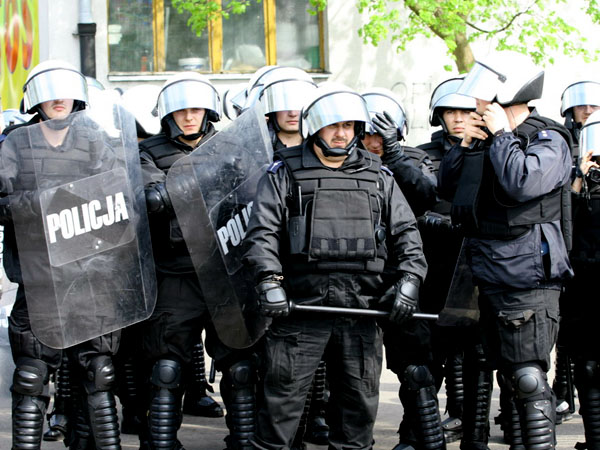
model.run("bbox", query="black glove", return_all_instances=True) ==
[145,182,173,215]
[371,111,402,162]
[381,272,420,324]
[418,212,453,231]
[255,275,290,317]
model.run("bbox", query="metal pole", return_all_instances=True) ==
[78,0,96,78]
[289,302,439,321]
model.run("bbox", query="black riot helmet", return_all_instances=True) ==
[457,52,544,107]
[20,59,88,121]
[300,82,371,157]
[156,72,221,141]
[428,77,476,133]
[361,87,409,141]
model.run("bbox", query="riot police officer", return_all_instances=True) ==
[243,82,428,449]
[418,78,493,449]
[139,72,257,450]
[0,60,124,449]
[560,107,600,449]
[361,87,445,450]
[438,52,574,449]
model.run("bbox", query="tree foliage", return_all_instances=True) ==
[172,0,600,73]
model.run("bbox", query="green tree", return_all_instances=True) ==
[172,0,600,73]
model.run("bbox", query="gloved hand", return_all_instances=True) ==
[380,272,420,324]
[371,111,402,162]
[255,275,290,317]
[418,212,453,231]
[145,182,173,215]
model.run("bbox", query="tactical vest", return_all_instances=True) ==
[472,116,573,247]
[418,132,457,216]
[571,183,600,263]
[278,146,387,274]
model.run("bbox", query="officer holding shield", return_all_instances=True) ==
[139,72,258,450]
[243,82,427,449]
[438,52,573,449]
[0,60,128,449]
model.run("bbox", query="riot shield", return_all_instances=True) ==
[4,108,157,349]
[436,239,480,327]
[166,105,272,349]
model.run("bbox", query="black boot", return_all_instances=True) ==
[44,354,71,442]
[182,341,223,418]
[552,344,574,424]
[442,352,464,444]
[303,360,329,446]
[460,345,492,450]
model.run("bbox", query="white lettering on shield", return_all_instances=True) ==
[216,202,253,256]
[46,192,129,243]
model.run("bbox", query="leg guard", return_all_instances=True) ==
[66,382,93,450]
[400,365,446,450]
[84,355,120,450]
[303,360,329,446]
[575,360,600,450]
[44,353,71,442]
[220,359,257,450]
[460,345,492,450]
[512,364,555,450]
[182,341,223,418]
[11,358,49,450]
[118,356,141,434]
[442,352,464,443]
[148,359,183,450]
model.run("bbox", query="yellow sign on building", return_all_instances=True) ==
[1,0,39,110]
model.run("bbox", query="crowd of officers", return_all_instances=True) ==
[0,50,599,450]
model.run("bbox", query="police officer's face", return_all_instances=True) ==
[173,108,206,135]
[40,99,74,120]
[275,110,300,133]
[475,99,491,115]
[362,133,383,157]
[318,121,355,148]
[574,104,600,125]
[442,109,471,137]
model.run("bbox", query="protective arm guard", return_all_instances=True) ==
[256,274,289,317]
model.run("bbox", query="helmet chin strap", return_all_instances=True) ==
[163,114,208,142]
[314,135,359,157]
[35,106,73,130]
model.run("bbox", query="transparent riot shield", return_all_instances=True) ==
[4,108,157,349]
[166,106,273,349]
[436,239,480,327]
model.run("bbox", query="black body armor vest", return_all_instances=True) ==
[277,146,387,274]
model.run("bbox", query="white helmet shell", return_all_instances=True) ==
[300,82,371,139]
[457,52,544,106]
[259,67,317,114]
[560,81,600,117]
[579,109,600,157]
[428,78,476,126]
[361,87,409,138]
[156,72,221,121]
[22,60,88,113]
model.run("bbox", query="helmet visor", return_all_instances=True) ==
[23,69,88,112]
[363,93,406,136]
[157,79,221,120]
[261,79,317,114]
[457,61,507,102]
[561,82,600,116]
[302,91,371,139]
[580,110,600,157]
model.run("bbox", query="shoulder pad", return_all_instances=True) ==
[537,129,553,141]
[381,165,393,176]
[267,160,284,174]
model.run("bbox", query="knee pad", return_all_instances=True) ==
[85,355,115,393]
[12,357,48,396]
[151,359,181,389]
[512,364,549,401]
[403,365,435,391]
[226,360,256,389]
